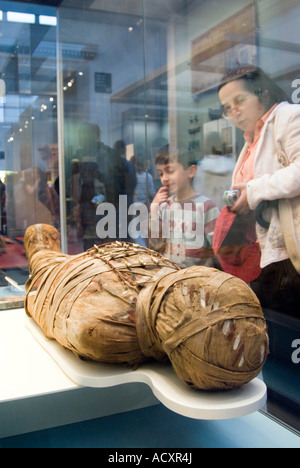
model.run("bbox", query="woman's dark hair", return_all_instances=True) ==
[218,66,291,108]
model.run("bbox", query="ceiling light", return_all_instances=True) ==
[7,11,35,24]
[39,15,57,27]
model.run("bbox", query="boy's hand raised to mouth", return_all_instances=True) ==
[150,186,169,217]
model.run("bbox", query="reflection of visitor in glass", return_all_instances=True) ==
[193,131,235,209]
[131,155,155,206]
[216,65,300,314]
[130,155,155,247]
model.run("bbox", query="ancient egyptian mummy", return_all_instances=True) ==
[24,224,269,390]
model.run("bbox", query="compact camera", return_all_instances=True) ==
[223,189,240,207]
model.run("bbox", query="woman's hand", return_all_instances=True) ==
[230,183,251,215]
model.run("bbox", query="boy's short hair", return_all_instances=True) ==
[155,144,198,169]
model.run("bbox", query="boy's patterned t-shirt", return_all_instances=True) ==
[149,193,220,268]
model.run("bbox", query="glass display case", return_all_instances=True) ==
[0,0,299,438]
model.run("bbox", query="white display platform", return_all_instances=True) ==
[0,308,159,438]
[25,315,267,421]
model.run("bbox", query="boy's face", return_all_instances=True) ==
[156,162,196,195]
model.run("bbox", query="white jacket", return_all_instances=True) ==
[233,102,300,268]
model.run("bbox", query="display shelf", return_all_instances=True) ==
[0,308,158,438]
[25,314,267,421]
[1,308,299,447]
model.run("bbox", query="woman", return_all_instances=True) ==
[214,65,300,313]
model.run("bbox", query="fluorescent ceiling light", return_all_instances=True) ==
[0,11,3,21]
[7,11,35,24]
[39,15,57,26]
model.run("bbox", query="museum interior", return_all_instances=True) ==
[0,0,299,448]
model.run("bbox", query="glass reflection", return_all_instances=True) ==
[0,1,58,301]
[57,0,300,434]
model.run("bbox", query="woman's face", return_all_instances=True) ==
[219,79,267,133]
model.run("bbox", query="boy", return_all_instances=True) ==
[149,146,220,268]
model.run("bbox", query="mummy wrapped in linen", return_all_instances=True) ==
[24,224,269,391]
